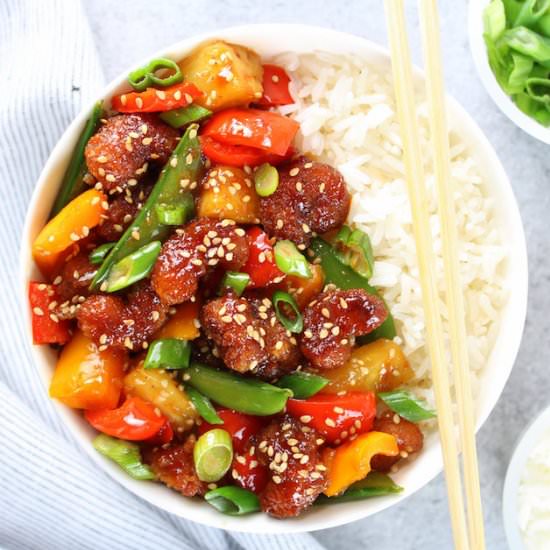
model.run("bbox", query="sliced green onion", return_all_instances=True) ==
[274,240,312,279]
[105,241,161,293]
[220,271,250,296]
[128,57,183,92]
[507,53,534,93]
[89,242,116,265]
[186,386,223,424]
[514,0,550,28]
[315,472,402,505]
[378,390,436,423]
[526,76,550,103]
[503,26,550,62]
[276,371,329,399]
[205,486,260,516]
[483,0,506,41]
[93,434,155,480]
[254,163,279,197]
[272,290,303,333]
[50,101,103,217]
[144,338,191,370]
[333,225,375,280]
[155,193,194,226]
[193,429,233,482]
[160,104,212,128]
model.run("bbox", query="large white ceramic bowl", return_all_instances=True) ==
[503,405,550,549]
[468,0,550,144]
[20,24,528,533]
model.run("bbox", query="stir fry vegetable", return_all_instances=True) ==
[274,240,312,278]
[85,396,171,441]
[315,472,402,504]
[241,227,284,287]
[220,271,250,296]
[89,242,115,265]
[186,386,223,424]
[272,290,303,333]
[186,363,292,415]
[144,338,191,369]
[332,225,375,280]
[112,82,202,113]
[29,282,71,345]
[484,0,550,125]
[256,64,293,107]
[50,101,103,217]
[160,104,212,128]
[253,163,279,196]
[378,390,436,423]
[275,371,329,399]
[205,486,260,515]
[194,428,233,482]
[93,434,156,480]
[154,301,200,341]
[91,124,202,290]
[127,57,183,92]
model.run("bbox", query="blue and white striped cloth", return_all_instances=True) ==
[0,1,325,548]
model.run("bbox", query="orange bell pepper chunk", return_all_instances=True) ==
[285,263,325,309]
[32,189,107,275]
[323,431,399,497]
[154,300,200,340]
[49,330,127,410]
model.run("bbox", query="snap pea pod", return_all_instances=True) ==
[91,124,203,290]
[160,104,212,128]
[50,100,103,217]
[275,371,328,399]
[205,486,260,516]
[144,338,191,369]
[315,472,402,505]
[185,363,292,416]
[89,242,115,265]
[186,386,223,425]
[309,238,396,343]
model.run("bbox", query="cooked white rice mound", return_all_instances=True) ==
[274,51,508,405]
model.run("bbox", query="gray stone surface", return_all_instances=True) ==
[82,1,549,548]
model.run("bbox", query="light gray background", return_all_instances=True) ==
[82,1,548,548]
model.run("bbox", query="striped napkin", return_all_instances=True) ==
[0,1,326,548]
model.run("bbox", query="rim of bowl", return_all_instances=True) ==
[503,404,550,549]
[468,0,550,144]
[19,23,529,533]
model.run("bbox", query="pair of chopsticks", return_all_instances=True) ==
[384,1,485,549]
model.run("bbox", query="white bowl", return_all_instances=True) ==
[19,24,528,533]
[503,405,550,549]
[468,0,550,144]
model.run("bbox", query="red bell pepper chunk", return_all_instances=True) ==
[144,418,174,445]
[286,391,377,444]
[199,409,264,454]
[85,396,171,442]
[232,449,269,494]
[256,64,294,107]
[111,82,203,113]
[201,108,299,156]
[29,282,71,345]
[199,136,291,167]
[241,227,284,288]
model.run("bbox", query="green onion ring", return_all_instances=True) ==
[272,290,303,333]
[128,57,183,92]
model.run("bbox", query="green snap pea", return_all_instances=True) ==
[160,104,212,128]
[91,124,203,291]
[186,363,292,416]
[186,386,223,425]
[275,371,329,399]
[144,338,191,370]
[205,486,260,516]
[50,101,103,217]
[89,242,115,265]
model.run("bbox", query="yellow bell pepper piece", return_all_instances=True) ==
[324,431,399,496]
[154,300,200,340]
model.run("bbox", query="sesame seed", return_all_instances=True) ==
[276,219,283,229]
[310,471,322,480]
[131,230,140,240]
[321,307,330,318]
[289,167,300,177]
[331,326,341,336]
[142,137,153,145]
[185,153,193,165]
[32,307,44,316]
[333,406,344,414]
[300,455,309,464]
[155,90,166,100]
[299,415,312,423]
[135,97,144,109]
[319,328,329,339]
[325,418,336,428]
[272,475,282,484]
[295,181,303,192]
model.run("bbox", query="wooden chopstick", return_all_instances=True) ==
[383,1,469,548]
[418,1,485,548]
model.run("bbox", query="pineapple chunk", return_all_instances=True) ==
[178,40,263,111]
[124,365,198,430]
[198,165,260,223]
[321,339,414,394]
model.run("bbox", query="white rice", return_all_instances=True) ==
[274,51,508,407]
[519,429,550,549]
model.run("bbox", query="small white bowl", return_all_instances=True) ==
[19,24,528,533]
[468,0,550,144]
[503,405,550,549]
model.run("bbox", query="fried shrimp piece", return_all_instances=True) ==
[77,281,167,351]
[200,293,301,380]
[256,415,327,518]
[144,435,206,497]
[151,218,249,306]
[259,156,351,246]
[300,289,387,370]
[370,411,424,472]
[85,113,178,193]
